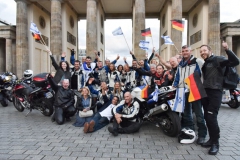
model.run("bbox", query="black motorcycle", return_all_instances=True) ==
[132,86,181,137]
[0,72,16,107]
[12,73,54,116]
[222,88,240,109]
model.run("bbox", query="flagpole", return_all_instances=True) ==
[122,34,131,51]
[173,44,180,53]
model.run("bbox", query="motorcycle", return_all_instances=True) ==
[131,86,181,137]
[222,88,240,109]
[0,72,16,107]
[12,73,54,116]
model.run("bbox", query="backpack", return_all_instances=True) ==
[214,57,239,89]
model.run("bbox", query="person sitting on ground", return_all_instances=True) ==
[83,96,119,133]
[48,76,76,125]
[108,92,141,136]
[72,87,95,127]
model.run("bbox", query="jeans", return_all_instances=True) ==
[201,88,222,143]
[91,112,109,132]
[181,92,207,138]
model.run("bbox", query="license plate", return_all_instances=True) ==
[45,92,53,98]
[237,96,240,102]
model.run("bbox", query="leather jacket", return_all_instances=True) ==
[48,76,75,108]
[202,49,239,90]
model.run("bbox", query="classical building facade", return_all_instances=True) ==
[0,0,224,77]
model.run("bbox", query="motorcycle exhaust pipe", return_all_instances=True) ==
[148,103,168,116]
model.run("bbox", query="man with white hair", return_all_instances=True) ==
[48,76,76,125]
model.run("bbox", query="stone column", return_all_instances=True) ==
[50,0,62,56]
[208,0,220,55]
[15,0,28,78]
[171,0,182,57]
[133,0,145,60]
[225,36,232,50]
[86,0,97,58]
[6,38,12,72]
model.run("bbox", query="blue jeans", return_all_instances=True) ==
[181,92,207,138]
[91,112,109,132]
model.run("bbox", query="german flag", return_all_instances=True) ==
[184,72,207,102]
[141,28,152,37]
[140,85,149,98]
[32,32,41,40]
[171,19,184,32]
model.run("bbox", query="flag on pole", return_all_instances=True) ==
[139,40,149,51]
[30,22,41,35]
[172,88,186,113]
[184,72,207,102]
[141,28,152,37]
[161,36,174,45]
[112,27,123,36]
[171,19,185,32]
[32,33,41,40]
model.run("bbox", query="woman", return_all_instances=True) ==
[73,87,95,127]
[107,63,119,91]
[117,65,124,82]
[49,52,71,85]
[112,82,124,101]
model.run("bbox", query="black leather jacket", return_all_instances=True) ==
[202,49,239,90]
[48,76,75,108]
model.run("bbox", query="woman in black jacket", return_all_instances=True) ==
[49,51,71,85]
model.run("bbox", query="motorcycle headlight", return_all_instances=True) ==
[4,76,11,82]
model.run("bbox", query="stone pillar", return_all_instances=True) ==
[15,0,28,77]
[225,36,232,50]
[5,38,12,72]
[133,0,145,60]
[208,0,220,55]
[171,0,182,56]
[0,39,5,73]
[50,0,62,56]
[86,0,97,58]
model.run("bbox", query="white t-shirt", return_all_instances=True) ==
[99,104,116,120]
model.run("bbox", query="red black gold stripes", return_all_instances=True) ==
[141,28,152,37]
[171,19,184,32]
[184,72,207,102]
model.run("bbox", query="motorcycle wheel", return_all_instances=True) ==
[40,98,54,116]
[159,111,181,137]
[227,96,240,109]
[13,97,24,112]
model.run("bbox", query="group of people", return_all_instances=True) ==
[46,41,239,156]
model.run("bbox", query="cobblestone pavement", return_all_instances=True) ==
[0,103,240,160]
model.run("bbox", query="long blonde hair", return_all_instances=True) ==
[81,87,90,96]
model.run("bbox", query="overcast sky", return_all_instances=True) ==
[0,0,239,65]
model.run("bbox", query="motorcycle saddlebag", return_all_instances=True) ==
[32,73,48,88]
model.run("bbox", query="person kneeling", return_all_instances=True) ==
[48,75,76,125]
[108,92,141,136]
[83,96,119,133]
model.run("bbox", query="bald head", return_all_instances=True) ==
[124,92,132,104]
[169,57,178,68]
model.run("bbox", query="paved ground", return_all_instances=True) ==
[0,103,240,160]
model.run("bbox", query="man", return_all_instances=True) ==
[70,60,84,91]
[93,61,108,84]
[83,96,119,133]
[108,92,141,136]
[200,41,239,155]
[168,56,179,85]
[48,77,76,125]
[173,45,207,145]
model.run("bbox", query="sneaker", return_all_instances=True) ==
[108,126,118,136]
[88,120,95,132]
[83,122,89,133]
[196,137,205,145]
[201,139,212,148]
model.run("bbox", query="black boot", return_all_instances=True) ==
[51,112,55,122]
[108,127,118,136]
[201,139,212,148]
[208,143,219,155]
